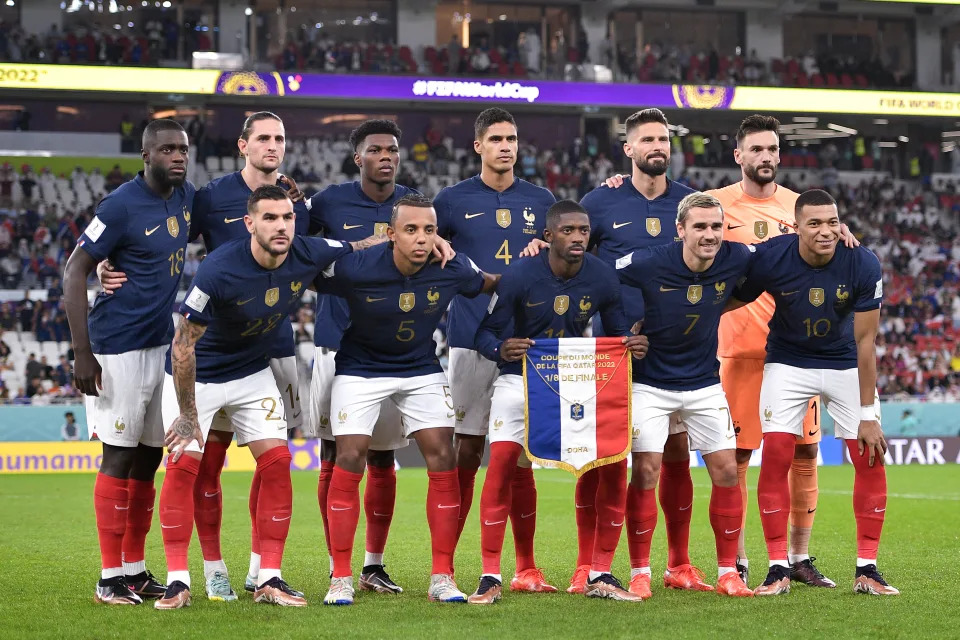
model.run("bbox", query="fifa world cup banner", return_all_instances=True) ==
[523,338,632,476]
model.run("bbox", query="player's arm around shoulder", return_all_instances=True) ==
[475,265,526,362]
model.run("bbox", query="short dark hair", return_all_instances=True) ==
[65,411,74,418]
[546,199,588,227]
[390,193,434,226]
[349,119,402,152]
[795,188,837,217]
[247,184,291,214]
[624,108,669,138]
[142,119,185,149]
[240,111,282,141]
[474,107,516,140]
[736,114,780,145]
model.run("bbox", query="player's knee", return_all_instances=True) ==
[704,452,738,487]
[366,448,395,468]
[334,442,366,474]
[455,434,484,469]
[99,443,137,478]
[320,439,337,463]
[128,444,164,481]
[630,455,660,490]
[794,443,819,459]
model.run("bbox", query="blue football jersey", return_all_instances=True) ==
[191,171,310,359]
[317,244,486,377]
[171,236,352,383]
[305,181,420,350]
[434,175,555,349]
[581,178,695,334]
[616,241,756,390]
[476,252,629,376]
[733,234,883,369]
[78,173,195,354]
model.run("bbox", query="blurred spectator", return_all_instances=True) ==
[24,352,42,381]
[61,411,80,441]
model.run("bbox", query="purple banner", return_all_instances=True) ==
[212,70,737,110]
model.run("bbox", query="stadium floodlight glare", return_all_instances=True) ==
[877,141,898,147]
[898,136,909,143]
[244,7,252,15]
[827,123,858,135]
[793,116,819,123]
[874,119,889,125]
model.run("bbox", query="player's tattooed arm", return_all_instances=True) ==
[854,308,885,467]
[350,233,389,251]
[166,317,207,462]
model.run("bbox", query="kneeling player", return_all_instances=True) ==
[615,192,755,598]
[318,194,499,606]
[731,189,897,596]
[155,185,356,609]
[472,200,649,603]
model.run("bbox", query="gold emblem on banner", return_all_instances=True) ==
[496,208,511,228]
[646,218,661,236]
[553,295,570,315]
[687,285,703,304]
[754,221,768,239]
[265,287,279,307]
[809,288,825,307]
[399,292,415,312]
[167,216,180,238]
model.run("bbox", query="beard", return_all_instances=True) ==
[256,233,288,257]
[744,162,777,186]
[634,154,668,177]
[150,162,184,188]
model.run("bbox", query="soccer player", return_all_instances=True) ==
[470,200,649,604]
[305,119,418,594]
[434,108,557,592]
[615,192,755,598]
[730,189,896,596]
[153,185,357,609]
[99,111,310,600]
[319,194,499,606]
[63,119,193,605]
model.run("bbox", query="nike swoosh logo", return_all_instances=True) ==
[438,504,459,509]
[330,505,352,511]
[635,528,652,535]
[446,413,455,419]
[526,300,546,307]
[114,505,129,510]
[807,508,816,514]
[762,508,781,514]
[237,297,254,305]
[366,296,386,303]
[160,524,181,529]
[144,225,161,236]
[727,224,744,230]
[808,429,820,436]
[484,519,506,525]
[521,512,536,519]
[373,512,392,517]
[610,520,623,527]
[575,504,591,509]
[874,507,886,513]
[679,503,692,511]
[224,217,244,224]
[660,286,678,292]
[272,515,292,522]
[147,507,154,512]
[781,290,799,296]
[204,491,220,498]
[612,221,632,229]
[724,528,741,535]
[465,212,485,219]
[292,411,302,419]
[343,223,363,230]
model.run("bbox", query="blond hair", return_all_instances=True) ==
[676,191,723,225]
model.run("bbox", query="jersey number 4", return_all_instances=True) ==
[495,239,513,266]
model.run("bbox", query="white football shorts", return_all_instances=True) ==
[632,383,735,455]
[330,372,453,439]
[208,355,303,434]
[449,347,499,437]
[85,345,166,448]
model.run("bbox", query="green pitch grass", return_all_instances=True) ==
[2,465,958,639]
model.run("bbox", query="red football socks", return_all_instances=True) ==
[94,473,128,571]
[626,482,657,569]
[574,468,600,566]
[709,483,742,568]
[510,465,537,573]
[159,455,201,573]
[254,446,293,574]
[426,469,461,575]
[327,466,362,578]
[193,438,228,561]
[249,466,263,556]
[591,460,627,573]
[479,442,520,576]
[364,463,396,557]
[846,440,887,560]
[757,432,795,562]
[455,464,478,542]
[317,460,334,555]
[660,460,693,567]
[122,478,155,566]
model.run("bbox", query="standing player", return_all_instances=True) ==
[470,200,648,604]
[99,111,310,600]
[318,194,499,606]
[615,192,755,598]
[305,119,417,594]
[63,119,193,604]
[729,189,896,596]
[154,185,356,609]
[434,108,556,592]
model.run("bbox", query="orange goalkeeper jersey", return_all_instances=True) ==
[708,181,800,360]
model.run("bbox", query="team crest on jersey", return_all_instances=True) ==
[763,408,772,421]
[399,292,415,312]
[522,207,537,234]
[265,287,280,307]
[809,288,825,307]
[554,295,570,315]
[291,281,302,296]
[493,417,503,431]
[183,205,191,224]
[754,221,768,239]
[374,222,388,236]
[687,285,703,304]
[337,410,348,424]
[425,288,441,313]
[114,418,125,433]
[778,221,791,235]
[646,218,661,236]
[319,414,330,427]
[835,285,850,305]
[713,281,726,304]
[455,407,466,422]
[167,216,180,238]
[578,297,592,313]
[496,208,511,228]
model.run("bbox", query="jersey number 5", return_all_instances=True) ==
[396,320,415,342]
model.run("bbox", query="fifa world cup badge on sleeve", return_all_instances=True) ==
[522,337,632,476]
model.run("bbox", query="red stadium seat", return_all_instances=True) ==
[811,73,824,86]
[826,72,838,86]
[855,74,869,88]
[796,73,809,87]
[841,73,853,87]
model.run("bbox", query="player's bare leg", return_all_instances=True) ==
[360,448,403,594]
[194,428,237,601]
[122,444,166,600]
[734,446,752,584]
[701,450,752,597]
[626,451,659,599]
[789,442,834,587]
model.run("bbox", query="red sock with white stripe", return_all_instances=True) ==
[709,483,742,570]
[757,432,795,565]
[626,482,657,572]
[121,478,155,576]
[193,438,228,564]
[327,466,362,578]
[159,455,201,587]
[364,463,396,566]
[94,472,128,579]
[479,442,520,578]
[660,460,693,568]
[592,460,627,573]
[845,440,887,563]
[427,469,461,575]
[510,465,537,573]
[574,468,600,567]
[255,446,292,585]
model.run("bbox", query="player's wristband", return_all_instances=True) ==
[860,406,877,422]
